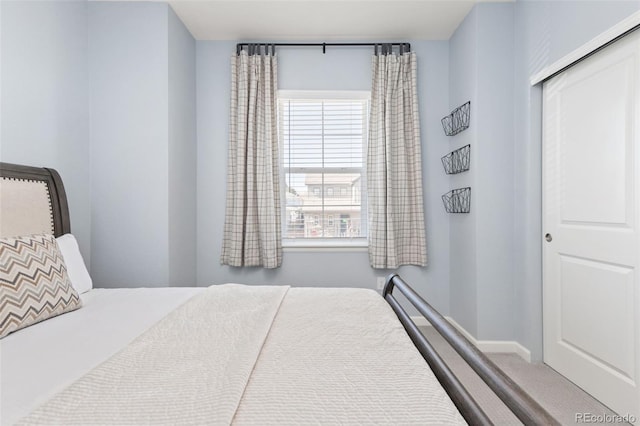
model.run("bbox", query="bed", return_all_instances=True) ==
[0,162,556,425]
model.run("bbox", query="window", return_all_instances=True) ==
[280,91,369,245]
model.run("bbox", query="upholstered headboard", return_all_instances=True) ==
[0,162,70,238]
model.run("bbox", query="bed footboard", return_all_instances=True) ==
[383,274,559,426]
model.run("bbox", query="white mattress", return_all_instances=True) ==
[0,287,204,425]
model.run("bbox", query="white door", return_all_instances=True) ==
[543,30,640,421]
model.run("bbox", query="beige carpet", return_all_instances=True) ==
[418,326,625,425]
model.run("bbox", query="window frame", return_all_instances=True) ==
[278,90,370,249]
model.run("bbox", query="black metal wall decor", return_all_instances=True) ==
[442,187,471,213]
[441,144,470,174]
[441,101,471,136]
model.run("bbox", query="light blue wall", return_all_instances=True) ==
[448,7,479,337]
[448,3,516,341]
[1,1,197,289]
[168,7,197,286]
[0,1,91,264]
[475,3,515,341]
[196,41,452,314]
[89,1,170,288]
[512,0,640,360]
[89,2,197,288]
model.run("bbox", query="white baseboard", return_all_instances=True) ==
[410,315,532,363]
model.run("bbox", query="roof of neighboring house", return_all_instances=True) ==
[304,173,361,185]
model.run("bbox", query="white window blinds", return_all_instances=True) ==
[279,93,369,243]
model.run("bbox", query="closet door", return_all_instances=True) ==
[543,30,640,420]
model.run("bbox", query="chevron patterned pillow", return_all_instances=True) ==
[0,234,82,338]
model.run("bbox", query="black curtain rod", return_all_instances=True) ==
[236,42,411,55]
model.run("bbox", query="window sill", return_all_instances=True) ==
[282,239,368,252]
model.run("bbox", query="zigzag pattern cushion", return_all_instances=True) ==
[0,234,81,338]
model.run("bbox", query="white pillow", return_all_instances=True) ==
[55,234,93,294]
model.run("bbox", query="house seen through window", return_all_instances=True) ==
[279,91,369,246]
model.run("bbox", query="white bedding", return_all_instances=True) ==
[1,287,204,425]
[2,285,465,425]
[235,288,466,425]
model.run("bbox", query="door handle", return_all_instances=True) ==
[545,233,552,242]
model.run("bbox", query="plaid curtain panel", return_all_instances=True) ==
[367,52,427,269]
[221,50,282,268]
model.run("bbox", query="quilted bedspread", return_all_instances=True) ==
[18,285,466,425]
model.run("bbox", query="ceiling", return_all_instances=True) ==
[103,0,512,41]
